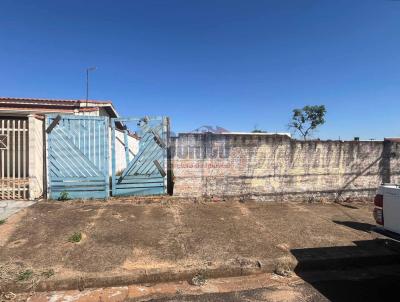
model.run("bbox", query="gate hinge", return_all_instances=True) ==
[46,115,62,133]
[152,130,166,148]
[153,160,166,177]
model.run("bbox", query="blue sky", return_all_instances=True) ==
[0,0,399,139]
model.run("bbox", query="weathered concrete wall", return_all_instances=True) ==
[170,133,400,201]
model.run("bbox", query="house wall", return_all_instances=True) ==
[99,108,111,117]
[170,133,400,201]
[28,115,44,199]
[75,109,100,116]
[110,129,139,175]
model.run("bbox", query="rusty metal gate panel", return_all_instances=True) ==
[46,115,109,200]
[0,117,29,200]
[111,116,169,196]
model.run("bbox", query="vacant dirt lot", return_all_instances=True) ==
[0,199,384,290]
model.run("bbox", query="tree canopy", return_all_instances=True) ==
[288,105,326,140]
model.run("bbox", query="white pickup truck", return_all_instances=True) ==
[373,184,400,240]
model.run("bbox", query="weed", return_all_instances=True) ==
[190,273,206,286]
[68,231,82,243]
[41,269,55,278]
[58,191,70,201]
[0,219,6,225]
[17,269,33,281]
[274,256,294,277]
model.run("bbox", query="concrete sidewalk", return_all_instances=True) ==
[0,199,398,293]
[0,200,35,220]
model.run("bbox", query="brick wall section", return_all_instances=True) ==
[170,133,400,201]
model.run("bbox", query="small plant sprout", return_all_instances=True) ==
[190,273,207,286]
[0,219,6,225]
[17,269,33,281]
[58,191,70,201]
[68,231,82,243]
[41,268,55,278]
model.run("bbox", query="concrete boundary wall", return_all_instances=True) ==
[170,133,400,201]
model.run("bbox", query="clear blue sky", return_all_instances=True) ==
[1,0,399,139]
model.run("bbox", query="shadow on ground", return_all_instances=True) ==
[292,240,400,302]
[338,204,359,209]
[332,220,374,233]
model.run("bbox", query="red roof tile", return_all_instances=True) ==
[0,97,119,118]
[0,97,112,105]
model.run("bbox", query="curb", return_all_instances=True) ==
[2,248,400,293]
[0,261,276,293]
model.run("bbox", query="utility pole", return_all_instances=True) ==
[86,67,97,106]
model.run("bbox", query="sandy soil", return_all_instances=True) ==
[0,199,377,286]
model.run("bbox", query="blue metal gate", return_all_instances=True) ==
[46,115,109,199]
[111,116,169,196]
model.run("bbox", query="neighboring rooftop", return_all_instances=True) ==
[0,97,118,117]
[384,137,400,143]
[226,132,292,137]
[192,125,230,134]
[189,125,291,138]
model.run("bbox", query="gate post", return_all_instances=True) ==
[28,114,44,200]
[164,117,173,195]
[111,118,116,197]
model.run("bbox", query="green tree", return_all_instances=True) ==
[252,124,267,133]
[288,105,326,140]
